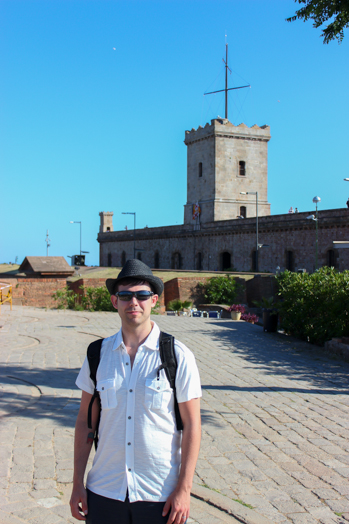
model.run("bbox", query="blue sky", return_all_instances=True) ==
[1,0,348,266]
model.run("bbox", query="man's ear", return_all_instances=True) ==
[111,295,118,310]
[151,294,158,307]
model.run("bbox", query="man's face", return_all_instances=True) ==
[111,282,158,328]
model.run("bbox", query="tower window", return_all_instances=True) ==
[137,252,142,261]
[121,251,126,266]
[198,162,203,178]
[239,161,246,176]
[240,206,246,218]
[107,253,112,267]
[196,252,202,270]
[106,227,110,232]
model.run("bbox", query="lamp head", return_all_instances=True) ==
[312,196,321,204]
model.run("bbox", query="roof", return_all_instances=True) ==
[18,257,74,276]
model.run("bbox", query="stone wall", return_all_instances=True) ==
[164,276,247,308]
[99,208,349,273]
[0,277,67,308]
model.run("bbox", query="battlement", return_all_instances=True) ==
[184,118,270,145]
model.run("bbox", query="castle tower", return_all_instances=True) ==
[184,118,271,224]
[99,211,114,233]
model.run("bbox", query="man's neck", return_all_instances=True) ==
[122,321,153,365]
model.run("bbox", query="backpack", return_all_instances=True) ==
[86,331,183,449]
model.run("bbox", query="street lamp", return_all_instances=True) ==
[240,191,259,272]
[70,221,82,257]
[122,212,136,258]
[307,196,321,270]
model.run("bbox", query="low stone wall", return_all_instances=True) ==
[324,338,349,361]
[68,278,165,313]
[0,277,67,308]
[164,276,247,308]
[246,275,277,306]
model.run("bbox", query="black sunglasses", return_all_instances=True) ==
[116,290,154,301]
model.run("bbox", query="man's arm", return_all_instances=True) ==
[70,391,100,521]
[162,397,201,524]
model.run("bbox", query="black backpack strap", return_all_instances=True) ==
[87,338,104,448]
[159,331,183,431]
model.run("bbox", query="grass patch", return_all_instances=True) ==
[233,498,254,509]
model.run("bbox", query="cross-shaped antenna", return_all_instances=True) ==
[204,44,250,120]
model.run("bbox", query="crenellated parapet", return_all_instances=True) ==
[184,118,271,145]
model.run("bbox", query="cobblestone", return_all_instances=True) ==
[1,306,349,523]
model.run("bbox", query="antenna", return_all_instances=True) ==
[45,230,51,256]
[204,43,250,121]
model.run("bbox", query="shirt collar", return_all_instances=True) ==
[112,321,160,352]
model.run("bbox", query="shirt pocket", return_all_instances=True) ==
[145,378,172,410]
[96,378,118,410]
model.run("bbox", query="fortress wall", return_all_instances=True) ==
[99,209,349,273]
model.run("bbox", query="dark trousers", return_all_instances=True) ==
[86,489,168,524]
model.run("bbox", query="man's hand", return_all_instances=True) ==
[162,487,190,524]
[70,484,88,521]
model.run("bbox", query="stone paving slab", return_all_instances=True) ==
[1,305,349,523]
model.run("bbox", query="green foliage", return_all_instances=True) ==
[81,286,115,312]
[286,0,349,44]
[202,275,241,305]
[52,288,82,310]
[52,286,115,312]
[167,299,192,311]
[276,267,349,345]
[253,296,279,311]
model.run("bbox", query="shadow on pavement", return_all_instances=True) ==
[193,321,349,391]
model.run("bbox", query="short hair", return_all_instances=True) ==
[114,278,155,294]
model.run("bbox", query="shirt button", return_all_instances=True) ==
[128,468,131,472]
[128,442,131,445]
[126,362,129,366]
[157,387,160,390]
[128,416,131,419]
[129,389,133,393]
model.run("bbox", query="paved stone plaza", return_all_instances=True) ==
[1,306,349,524]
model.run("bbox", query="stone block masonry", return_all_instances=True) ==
[98,208,349,273]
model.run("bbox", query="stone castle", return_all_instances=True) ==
[98,118,349,273]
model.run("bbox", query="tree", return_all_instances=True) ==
[286,0,349,44]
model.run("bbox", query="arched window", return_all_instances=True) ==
[154,251,160,269]
[251,251,257,272]
[121,251,126,266]
[239,160,246,176]
[172,252,182,270]
[220,252,231,271]
[107,253,112,267]
[198,162,203,177]
[286,250,294,271]
[240,206,246,218]
[196,252,202,271]
[327,249,335,267]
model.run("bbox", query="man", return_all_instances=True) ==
[70,259,202,524]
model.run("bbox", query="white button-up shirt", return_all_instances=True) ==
[76,322,202,502]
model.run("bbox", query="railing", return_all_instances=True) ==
[0,283,12,313]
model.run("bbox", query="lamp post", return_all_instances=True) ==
[70,221,82,257]
[122,212,136,258]
[307,196,321,270]
[240,191,259,272]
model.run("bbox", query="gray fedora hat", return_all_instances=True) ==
[106,259,164,297]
